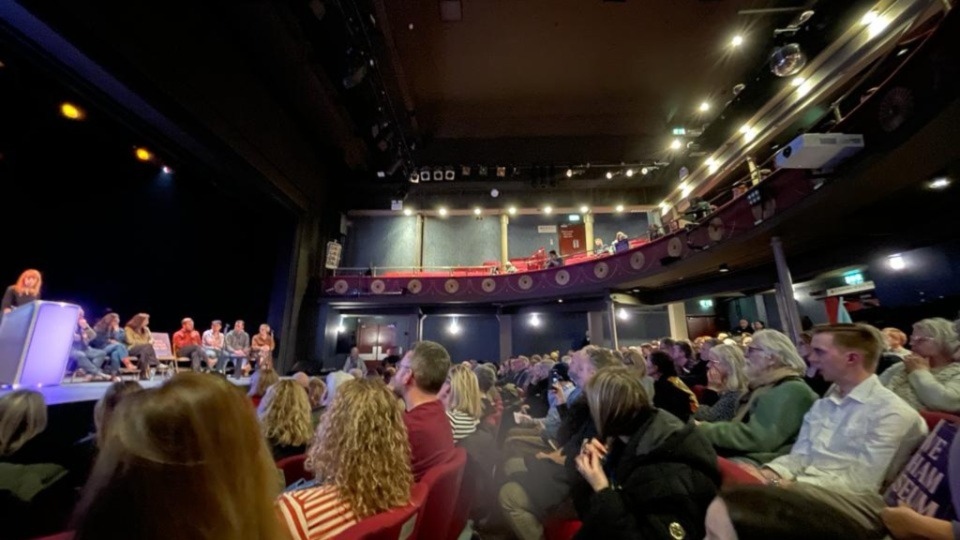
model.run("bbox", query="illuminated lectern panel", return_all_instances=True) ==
[0,301,79,386]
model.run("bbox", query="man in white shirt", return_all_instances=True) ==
[343,346,363,372]
[744,323,927,492]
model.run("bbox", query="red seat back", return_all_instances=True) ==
[331,483,427,540]
[418,448,466,539]
[276,454,309,487]
[716,457,764,488]
[544,518,583,540]
[31,533,74,540]
[919,410,960,431]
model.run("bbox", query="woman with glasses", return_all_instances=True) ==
[699,330,817,465]
[695,344,749,423]
[880,317,960,412]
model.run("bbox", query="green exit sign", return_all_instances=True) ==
[844,272,864,286]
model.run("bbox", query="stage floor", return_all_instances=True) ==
[0,375,252,405]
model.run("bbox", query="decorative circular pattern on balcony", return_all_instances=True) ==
[370,279,386,294]
[407,279,422,294]
[554,270,570,286]
[481,278,497,293]
[517,274,534,290]
[333,280,349,294]
[593,262,609,279]
[708,218,725,241]
[629,252,646,270]
[444,279,460,294]
[668,237,684,258]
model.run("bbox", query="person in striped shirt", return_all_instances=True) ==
[276,379,413,540]
[438,363,482,442]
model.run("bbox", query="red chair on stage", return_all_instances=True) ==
[331,482,428,540]
[919,410,960,431]
[418,448,467,540]
[716,456,764,488]
[276,454,310,487]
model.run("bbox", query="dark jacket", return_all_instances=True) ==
[573,409,719,540]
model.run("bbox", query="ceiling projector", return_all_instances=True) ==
[775,133,864,170]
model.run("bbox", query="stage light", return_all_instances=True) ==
[60,102,85,120]
[448,317,461,335]
[409,172,420,183]
[641,167,649,175]
[433,169,444,181]
[135,147,153,162]
[769,43,807,77]
[566,169,573,178]
[491,188,500,198]
[161,165,173,174]
[719,264,730,273]
[618,308,630,321]
[444,167,455,181]
[529,314,541,327]
[929,177,951,190]
[888,254,905,270]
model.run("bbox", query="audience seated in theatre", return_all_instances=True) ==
[123,313,161,380]
[881,425,960,540]
[91,312,133,371]
[473,363,503,430]
[880,317,960,413]
[342,346,363,373]
[798,331,831,397]
[323,370,353,407]
[882,327,912,358]
[647,351,699,422]
[389,340,454,481]
[613,231,629,252]
[498,346,619,540]
[523,359,555,419]
[172,317,207,372]
[0,390,76,539]
[572,366,719,540]
[276,378,413,540]
[70,308,113,381]
[251,323,276,370]
[1,268,41,314]
[307,376,326,428]
[258,379,314,461]
[704,485,871,540]
[622,348,656,399]
[72,372,285,540]
[438,363,482,442]
[544,249,564,268]
[248,367,280,409]
[699,330,817,464]
[731,319,752,337]
[225,319,252,376]
[741,324,926,497]
[70,381,144,488]
[696,344,749,423]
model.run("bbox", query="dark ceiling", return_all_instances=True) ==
[3,0,877,211]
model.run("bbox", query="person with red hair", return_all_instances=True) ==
[2,269,42,314]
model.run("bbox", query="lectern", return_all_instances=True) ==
[0,301,79,386]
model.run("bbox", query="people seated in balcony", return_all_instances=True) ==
[1,268,41,315]
[173,317,208,372]
[753,320,766,332]
[251,323,276,370]
[123,313,161,380]
[613,231,630,253]
[648,223,664,240]
[91,312,134,371]
[571,366,719,539]
[70,308,113,381]
[699,330,817,464]
[593,237,612,256]
[505,261,518,273]
[545,250,564,268]
[880,317,960,413]
[695,344,749,423]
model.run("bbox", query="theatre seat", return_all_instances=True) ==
[276,454,310,487]
[716,456,764,488]
[417,448,466,540]
[919,410,960,431]
[331,482,428,540]
[544,518,582,540]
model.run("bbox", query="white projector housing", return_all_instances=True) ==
[775,133,864,170]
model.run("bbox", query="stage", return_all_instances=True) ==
[0,375,252,405]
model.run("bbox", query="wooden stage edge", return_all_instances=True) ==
[0,375,252,406]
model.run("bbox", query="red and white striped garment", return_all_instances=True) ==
[276,485,358,540]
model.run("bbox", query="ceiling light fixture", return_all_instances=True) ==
[769,43,807,77]
[60,102,85,120]
[731,35,744,47]
[698,101,711,112]
[508,206,517,215]
[161,165,173,174]
[438,207,448,217]
[887,254,906,271]
[543,206,553,215]
[566,169,573,178]
[580,205,589,214]
[719,263,730,273]
[134,147,153,162]
[615,204,624,213]
[625,169,635,177]
[929,177,952,190]
[403,208,413,216]
[670,139,682,150]
[641,167,649,175]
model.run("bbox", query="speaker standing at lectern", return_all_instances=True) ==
[2,269,42,315]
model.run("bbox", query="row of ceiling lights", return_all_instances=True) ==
[60,102,174,174]
[399,204,631,217]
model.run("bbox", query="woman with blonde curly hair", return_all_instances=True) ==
[276,378,412,540]
[72,373,284,540]
[2,269,41,314]
[438,363,482,441]
[881,317,960,412]
[258,379,313,460]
